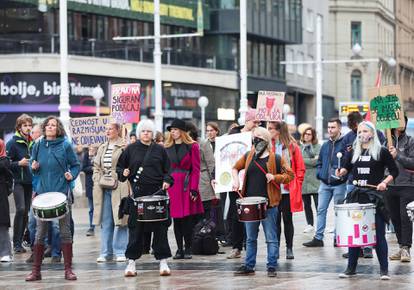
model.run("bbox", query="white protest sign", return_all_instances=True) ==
[69,116,110,147]
[255,91,285,121]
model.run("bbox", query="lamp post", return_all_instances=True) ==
[198,96,209,140]
[238,0,248,125]
[92,84,104,117]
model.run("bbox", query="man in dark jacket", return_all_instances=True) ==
[6,114,33,253]
[303,118,347,247]
[385,117,414,263]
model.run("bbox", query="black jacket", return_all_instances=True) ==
[0,157,12,227]
[6,132,33,185]
[387,133,414,187]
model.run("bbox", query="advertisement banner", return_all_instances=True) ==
[255,91,285,122]
[69,116,110,147]
[214,132,252,193]
[111,83,141,124]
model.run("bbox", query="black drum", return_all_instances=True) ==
[135,195,169,222]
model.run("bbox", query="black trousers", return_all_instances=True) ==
[277,196,294,249]
[302,193,318,226]
[228,191,245,251]
[218,192,231,242]
[385,186,414,247]
[13,183,32,248]
[173,215,196,251]
[125,221,171,260]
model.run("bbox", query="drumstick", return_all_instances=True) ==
[352,180,378,189]
[236,190,244,199]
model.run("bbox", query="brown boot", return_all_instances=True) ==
[62,243,77,280]
[25,244,44,282]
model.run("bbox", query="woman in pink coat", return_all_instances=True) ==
[165,119,203,259]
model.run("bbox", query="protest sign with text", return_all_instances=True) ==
[111,83,141,123]
[255,91,285,122]
[69,116,110,147]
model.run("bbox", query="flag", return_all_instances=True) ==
[365,64,383,121]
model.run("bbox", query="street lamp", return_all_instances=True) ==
[198,96,209,140]
[92,84,104,117]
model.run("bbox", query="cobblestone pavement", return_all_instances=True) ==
[0,198,413,290]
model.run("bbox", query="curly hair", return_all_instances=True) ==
[41,116,66,138]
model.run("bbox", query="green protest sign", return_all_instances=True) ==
[368,85,405,130]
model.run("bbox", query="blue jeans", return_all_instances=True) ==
[28,207,36,246]
[348,212,388,271]
[87,196,95,230]
[315,182,346,241]
[101,190,128,257]
[244,207,279,270]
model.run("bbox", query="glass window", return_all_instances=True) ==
[306,9,314,32]
[252,42,259,76]
[266,44,272,77]
[286,48,293,73]
[351,70,362,100]
[259,43,265,76]
[351,22,362,47]
[307,55,314,78]
[297,51,304,75]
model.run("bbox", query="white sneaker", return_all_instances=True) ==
[116,256,127,262]
[125,259,137,277]
[327,227,335,233]
[96,256,107,263]
[159,259,171,276]
[303,225,314,233]
[0,255,13,263]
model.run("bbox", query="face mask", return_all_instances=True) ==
[358,135,372,144]
[253,137,268,156]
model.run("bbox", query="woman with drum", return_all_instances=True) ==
[117,119,174,277]
[232,127,294,277]
[93,122,129,263]
[26,116,80,281]
[268,121,305,260]
[165,119,204,260]
[336,121,398,280]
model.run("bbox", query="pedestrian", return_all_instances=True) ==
[26,116,80,281]
[232,126,294,277]
[226,108,260,259]
[117,119,174,277]
[268,121,305,259]
[385,116,414,263]
[165,119,204,259]
[299,126,321,233]
[0,139,14,263]
[155,131,165,146]
[336,121,398,280]
[129,132,137,144]
[6,113,33,254]
[93,122,129,263]
[303,118,347,247]
[82,145,98,237]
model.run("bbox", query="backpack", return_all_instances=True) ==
[192,218,219,255]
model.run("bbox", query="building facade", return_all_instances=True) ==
[327,0,396,106]
[0,0,302,136]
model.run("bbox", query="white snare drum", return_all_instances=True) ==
[334,203,376,247]
[32,192,68,221]
[407,201,414,222]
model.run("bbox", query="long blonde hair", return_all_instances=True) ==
[351,121,382,163]
[164,129,195,148]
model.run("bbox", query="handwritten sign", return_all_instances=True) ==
[69,116,110,147]
[111,83,141,123]
[255,91,285,121]
[368,85,405,130]
[215,132,252,193]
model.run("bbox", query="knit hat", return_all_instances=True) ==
[245,109,257,122]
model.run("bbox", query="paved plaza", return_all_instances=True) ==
[1,197,413,290]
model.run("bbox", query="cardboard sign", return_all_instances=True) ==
[368,85,405,130]
[111,83,141,123]
[69,116,110,147]
[255,91,285,121]
[214,132,252,193]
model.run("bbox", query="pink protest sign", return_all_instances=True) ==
[111,83,141,123]
[255,91,285,121]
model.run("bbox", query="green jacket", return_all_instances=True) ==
[300,143,321,194]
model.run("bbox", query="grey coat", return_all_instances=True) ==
[199,139,216,202]
[300,143,321,194]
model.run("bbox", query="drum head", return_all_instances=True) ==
[334,203,375,210]
[32,192,67,208]
[407,201,414,210]
[237,196,267,205]
[136,195,169,202]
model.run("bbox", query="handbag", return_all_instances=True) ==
[99,171,119,190]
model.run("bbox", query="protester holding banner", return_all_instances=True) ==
[26,116,80,281]
[385,116,414,263]
[268,121,305,259]
[117,119,174,277]
[299,126,321,233]
[165,119,203,259]
[232,126,294,277]
[93,122,129,263]
[336,121,398,280]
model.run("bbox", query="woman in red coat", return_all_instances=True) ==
[165,119,203,259]
[268,121,305,260]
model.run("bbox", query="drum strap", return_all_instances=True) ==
[253,155,281,190]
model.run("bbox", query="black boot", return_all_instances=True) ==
[286,248,294,259]
[184,248,192,259]
[173,249,184,260]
